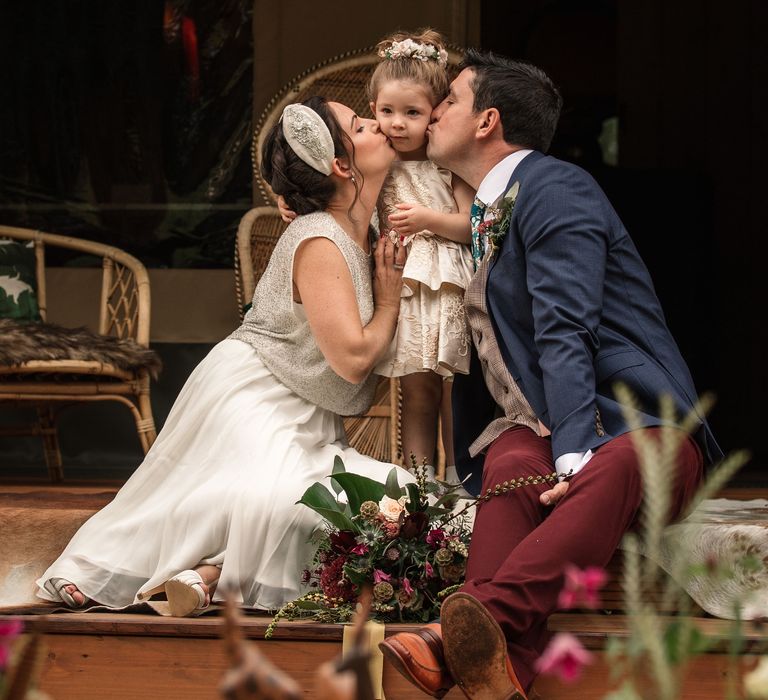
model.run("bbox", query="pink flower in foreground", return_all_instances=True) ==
[350,543,369,555]
[401,577,414,596]
[535,632,593,683]
[373,569,392,584]
[558,564,607,610]
[425,562,435,578]
[0,619,23,669]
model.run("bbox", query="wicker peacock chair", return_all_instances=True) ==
[237,45,464,469]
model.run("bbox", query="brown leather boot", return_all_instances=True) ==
[441,592,528,700]
[378,623,454,698]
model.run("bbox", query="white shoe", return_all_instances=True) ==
[44,577,90,608]
[164,570,209,617]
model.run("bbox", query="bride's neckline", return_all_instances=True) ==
[326,211,371,256]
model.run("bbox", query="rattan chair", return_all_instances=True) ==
[239,46,463,468]
[0,225,157,481]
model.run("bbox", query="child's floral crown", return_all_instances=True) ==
[378,39,448,68]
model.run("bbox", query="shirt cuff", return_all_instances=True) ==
[554,450,594,479]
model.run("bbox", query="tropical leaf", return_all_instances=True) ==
[405,482,422,513]
[330,455,346,496]
[385,467,404,499]
[297,483,357,532]
[329,472,387,514]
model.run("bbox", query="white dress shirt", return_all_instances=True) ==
[476,150,593,479]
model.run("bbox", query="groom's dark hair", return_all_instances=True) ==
[460,49,562,152]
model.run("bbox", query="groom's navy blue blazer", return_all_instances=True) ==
[453,151,721,495]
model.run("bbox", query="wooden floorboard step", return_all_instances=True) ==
[5,611,763,700]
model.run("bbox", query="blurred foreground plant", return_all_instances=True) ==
[602,386,756,700]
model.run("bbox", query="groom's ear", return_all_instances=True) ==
[476,108,502,141]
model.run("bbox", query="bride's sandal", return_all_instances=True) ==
[44,578,89,608]
[165,570,209,617]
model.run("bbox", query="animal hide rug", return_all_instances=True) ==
[0,318,161,378]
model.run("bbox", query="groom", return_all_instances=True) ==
[379,50,721,698]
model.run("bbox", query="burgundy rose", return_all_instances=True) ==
[400,511,429,539]
[330,530,357,555]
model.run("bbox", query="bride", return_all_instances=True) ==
[37,96,413,615]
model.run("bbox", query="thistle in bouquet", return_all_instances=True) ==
[265,458,474,636]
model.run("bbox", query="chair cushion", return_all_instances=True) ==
[0,318,162,378]
[0,239,41,321]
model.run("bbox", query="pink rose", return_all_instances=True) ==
[373,569,392,584]
[401,577,414,596]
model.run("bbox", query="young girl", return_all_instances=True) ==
[368,29,474,486]
[279,31,473,486]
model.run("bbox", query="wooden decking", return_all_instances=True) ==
[7,610,762,699]
[3,481,766,699]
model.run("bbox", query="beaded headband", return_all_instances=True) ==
[280,104,335,176]
[378,39,448,68]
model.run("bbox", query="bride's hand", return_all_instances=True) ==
[372,234,406,310]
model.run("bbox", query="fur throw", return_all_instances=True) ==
[0,318,162,378]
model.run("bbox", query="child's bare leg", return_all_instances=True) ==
[440,379,456,467]
[399,371,442,469]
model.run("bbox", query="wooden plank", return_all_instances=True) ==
[26,631,759,700]
[15,611,765,648]
[18,611,414,641]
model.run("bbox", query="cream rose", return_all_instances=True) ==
[378,495,405,522]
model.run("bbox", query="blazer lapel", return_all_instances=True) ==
[486,150,544,274]
[484,151,545,413]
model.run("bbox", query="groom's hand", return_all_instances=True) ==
[540,480,569,507]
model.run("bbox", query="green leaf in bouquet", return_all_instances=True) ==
[329,472,387,514]
[332,456,347,474]
[297,483,357,532]
[433,492,460,509]
[385,467,404,499]
[330,456,346,496]
[405,482,422,513]
[424,505,455,518]
[342,564,370,586]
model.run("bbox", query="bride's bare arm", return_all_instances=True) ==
[293,235,405,384]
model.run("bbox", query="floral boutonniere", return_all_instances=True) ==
[478,181,519,254]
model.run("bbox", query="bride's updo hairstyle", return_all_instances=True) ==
[261,96,359,215]
[368,28,450,107]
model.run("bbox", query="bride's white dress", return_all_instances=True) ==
[36,212,414,611]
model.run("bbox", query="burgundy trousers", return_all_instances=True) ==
[459,426,703,691]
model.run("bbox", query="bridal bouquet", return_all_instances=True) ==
[265,459,473,634]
